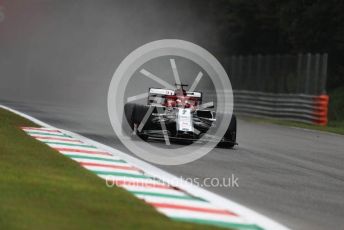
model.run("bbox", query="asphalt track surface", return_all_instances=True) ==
[1,100,344,230]
[1,1,344,230]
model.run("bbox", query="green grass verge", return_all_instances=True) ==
[328,86,344,123]
[241,116,344,135]
[0,108,218,230]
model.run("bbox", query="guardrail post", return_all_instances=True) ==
[320,53,328,94]
[247,54,253,90]
[297,53,303,93]
[257,54,262,91]
[275,54,281,93]
[313,53,321,94]
[230,55,237,88]
[305,53,312,94]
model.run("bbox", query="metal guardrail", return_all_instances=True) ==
[225,53,328,95]
[233,90,329,125]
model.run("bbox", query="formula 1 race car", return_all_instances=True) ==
[124,84,237,148]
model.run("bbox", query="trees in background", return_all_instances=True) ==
[209,0,344,90]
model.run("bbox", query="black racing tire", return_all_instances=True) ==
[124,103,150,141]
[133,104,150,141]
[123,103,135,135]
[132,103,150,125]
[218,115,237,149]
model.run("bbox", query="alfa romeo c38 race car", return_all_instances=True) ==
[124,84,237,148]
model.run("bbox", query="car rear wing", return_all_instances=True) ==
[186,91,202,98]
[148,88,202,105]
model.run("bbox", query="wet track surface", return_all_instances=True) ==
[1,1,344,229]
[1,100,344,230]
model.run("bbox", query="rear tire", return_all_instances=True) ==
[132,104,150,125]
[218,115,237,149]
[123,103,135,135]
[124,103,150,141]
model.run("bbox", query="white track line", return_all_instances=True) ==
[157,209,247,224]
[0,104,290,230]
